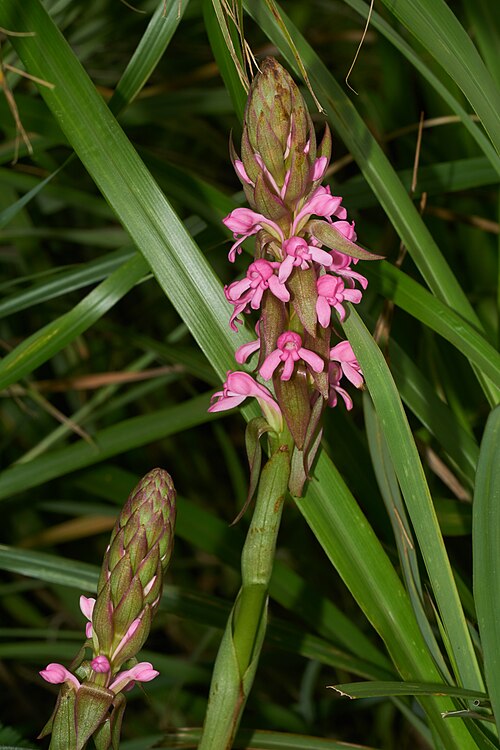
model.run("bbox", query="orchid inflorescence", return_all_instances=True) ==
[39,469,176,750]
[209,57,380,494]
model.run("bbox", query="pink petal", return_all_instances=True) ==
[312,156,328,181]
[280,356,296,381]
[40,663,80,690]
[79,596,95,620]
[268,274,290,302]
[109,661,159,694]
[259,349,283,381]
[208,394,245,413]
[278,254,295,283]
[299,348,324,373]
[235,339,260,364]
[316,296,332,328]
[310,246,333,267]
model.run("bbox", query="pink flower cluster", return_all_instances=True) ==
[210,183,366,421]
[207,57,379,465]
[39,595,159,696]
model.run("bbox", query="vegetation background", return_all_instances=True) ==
[0,0,499,748]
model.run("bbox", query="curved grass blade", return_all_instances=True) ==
[473,406,500,736]
[0,253,147,391]
[387,336,479,485]
[331,681,488,702]
[375,0,500,154]
[342,306,483,694]
[109,0,190,114]
[341,0,500,175]
[0,247,135,318]
[0,392,215,502]
[0,0,253,383]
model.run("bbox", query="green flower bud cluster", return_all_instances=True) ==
[39,469,176,750]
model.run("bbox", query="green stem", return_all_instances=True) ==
[198,433,292,750]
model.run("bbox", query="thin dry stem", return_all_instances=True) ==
[345,0,375,95]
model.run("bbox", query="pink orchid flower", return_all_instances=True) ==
[278,236,333,283]
[223,207,283,262]
[209,371,283,432]
[330,341,364,388]
[292,185,347,234]
[40,663,81,691]
[109,662,159,694]
[259,331,324,381]
[327,363,354,410]
[225,259,290,310]
[316,275,363,327]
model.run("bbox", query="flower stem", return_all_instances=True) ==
[198,432,292,749]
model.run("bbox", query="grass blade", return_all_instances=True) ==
[473,406,500,735]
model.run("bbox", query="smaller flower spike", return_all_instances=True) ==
[260,331,324,382]
[39,469,176,750]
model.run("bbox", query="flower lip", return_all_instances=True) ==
[40,663,81,691]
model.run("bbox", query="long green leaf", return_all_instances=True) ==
[342,306,483,693]
[0,393,215,501]
[473,406,500,735]
[331,681,488,702]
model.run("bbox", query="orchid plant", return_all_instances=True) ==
[200,57,380,748]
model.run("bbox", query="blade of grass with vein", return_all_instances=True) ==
[341,0,500,175]
[0,392,215,502]
[387,337,479,485]
[364,263,500,387]
[342,306,483,693]
[203,0,248,118]
[473,406,500,736]
[363,392,452,682]
[0,253,147,390]
[0,247,135,318]
[108,0,190,113]
[331,682,488,702]
[375,0,500,153]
